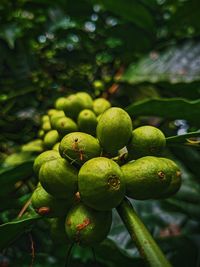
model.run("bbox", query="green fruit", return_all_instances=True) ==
[42,121,51,132]
[121,156,172,200]
[49,217,69,244]
[31,184,70,217]
[93,80,104,91]
[55,97,68,110]
[41,115,50,123]
[38,129,45,138]
[63,94,85,119]
[4,152,33,167]
[97,107,132,155]
[65,203,112,246]
[76,92,93,109]
[21,139,44,153]
[77,109,97,136]
[59,132,101,165]
[39,157,78,199]
[50,111,65,129]
[54,117,78,137]
[127,126,166,159]
[48,109,59,117]
[157,158,181,198]
[53,142,60,151]
[78,157,125,210]
[93,98,111,115]
[44,130,60,149]
[33,150,61,175]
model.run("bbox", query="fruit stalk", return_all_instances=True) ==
[117,198,172,267]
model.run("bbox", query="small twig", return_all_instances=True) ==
[29,233,35,267]
[17,197,32,218]
[91,247,97,267]
[64,244,74,267]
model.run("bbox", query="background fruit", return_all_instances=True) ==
[77,109,97,136]
[93,98,111,115]
[43,130,60,149]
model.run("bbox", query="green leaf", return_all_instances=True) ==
[0,161,34,196]
[0,213,40,251]
[90,0,155,34]
[166,131,200,147]
[125,98,200,126]
[121,42,200,84]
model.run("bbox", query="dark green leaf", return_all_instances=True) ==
[125,98,200,126]
[166,131,200,147]
[0,213,40,251]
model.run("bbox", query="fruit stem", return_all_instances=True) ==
[116,198,172,267]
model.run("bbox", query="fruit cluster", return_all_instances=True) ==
[32,91,181,246]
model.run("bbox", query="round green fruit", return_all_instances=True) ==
[33,150,61,175]
[59,132,101,165]
[53,142,60,151]
[39,157,78,199]
[43,130,60,149]
[77,109,97,136]
[127,126,166,159]
[49,217,69,244]
[38,129,45,138]
[65,203,112,246]
[93,98,111,115]
[63,94,84,119]
[76,92,93,109]
[41,115,50,123]
[50,111,65,129]
[97,107,132,155]
[53,116,78,137]
[42,121,51,132]
[78,157,125,210]
[31,184,71,217]
[121,156,172,200]
[55,97,68,110]
[157,158,181,198]
[48,109,59,117]
[93,80,104,91]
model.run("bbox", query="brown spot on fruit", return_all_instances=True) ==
[176,171,181,177]
[108,175,120,190]
[158,171,165,179]
[76,218,91,231]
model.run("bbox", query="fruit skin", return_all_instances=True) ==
[77,109,97,136]
[50,111,65,129]
[121,156,173,200]
[53,116,78,137]
[97,107,132,155]
[47,109,59,117]
[157,158,181,198]
[127,126,166,159]
[93,98,111,115]
[53,142,60,151]
[59,132,101,165]
[78,157,125,210]
[31,183,71,218]
[65,203,112,246]
[43,130,60,149]
[55,97,68,110]
[76,92,93,110]
[49,217,69,244]
[33,150,61,175]
[39,157,78,199]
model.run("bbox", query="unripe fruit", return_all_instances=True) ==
[53,142,60,151]
[50,111,65,129]
[65,203,112,246]
[76,92,93,109]
[53,117,78,137]
[93,80,104,91]
[97,107,132,155]
[77,109,97,136]
[93,98,111,115]
[38,129,45,138]
[49,217,69,244]
[33,150,61,175]
[43,130,60,149]
[31,184,71,217]
[157,158,181,198]
[59,132,101,165]
[48,109,59,117]
[121,156,173,200]
[78,157,125,210]
[127,126,166,159]
[55,97,68,110]
[39,157,78,199]
[42,121,51,132]
[41,115,50,123]
[63,94,84,119]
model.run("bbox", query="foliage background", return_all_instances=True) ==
[0,0,200,266]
